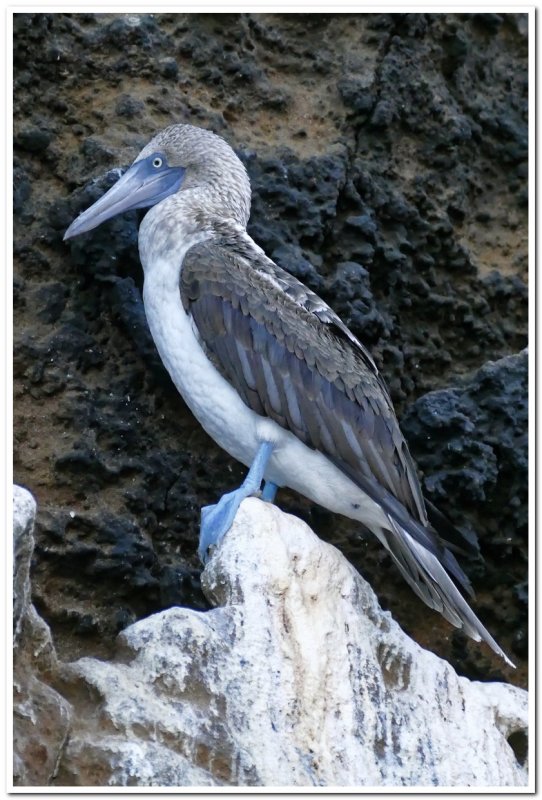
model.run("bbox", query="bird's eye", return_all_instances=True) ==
[152,156,163,169]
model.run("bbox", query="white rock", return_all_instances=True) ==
[59,498,528,788]
[59,737,218,787]
[13,485,72,787]
[13,485,38,643]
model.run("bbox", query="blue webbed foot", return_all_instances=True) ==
[198,441,274,563]
[199,489,247,562]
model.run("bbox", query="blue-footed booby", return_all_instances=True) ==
[64,123,513,667]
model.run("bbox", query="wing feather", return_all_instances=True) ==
[182,239,438,551]
[185,242,427,528]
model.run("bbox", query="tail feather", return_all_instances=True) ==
[378,516,515,668]
[435,543,474,599]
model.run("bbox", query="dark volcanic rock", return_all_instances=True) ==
[402,351,528,666]
[16,127,52,153]
[13,12,528,686]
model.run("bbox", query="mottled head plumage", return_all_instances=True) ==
[63,123,252,243]
[135,124,252,228]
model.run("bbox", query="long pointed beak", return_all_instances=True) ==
[64,159,185,241]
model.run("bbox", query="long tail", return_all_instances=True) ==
[376,516,515,668]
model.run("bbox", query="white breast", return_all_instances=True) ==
[142,253,259,459]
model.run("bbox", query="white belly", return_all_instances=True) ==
[142,257,387,531]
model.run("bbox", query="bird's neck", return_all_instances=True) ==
[138,190,249,284]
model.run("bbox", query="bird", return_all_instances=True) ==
[64,123,513,667]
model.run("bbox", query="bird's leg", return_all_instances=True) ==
[261,481,278,502]
[198,441,274,563]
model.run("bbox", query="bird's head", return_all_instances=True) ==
[64,124,251,241]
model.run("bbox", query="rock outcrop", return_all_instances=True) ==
[13,486,72,786]
[13,487,528,788]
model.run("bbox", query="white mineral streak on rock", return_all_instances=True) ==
[59,497,528,788]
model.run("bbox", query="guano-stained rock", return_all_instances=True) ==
[13,485,72,787]
[55,498,528,788]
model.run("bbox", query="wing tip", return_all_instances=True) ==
[383,518,515,669]
[480,633,516,670]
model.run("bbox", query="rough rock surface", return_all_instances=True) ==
[13,485,72,787]
[13,13,528,682]
[13,487,529,787]
[51,498,527,787]
[401,350,528,671]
